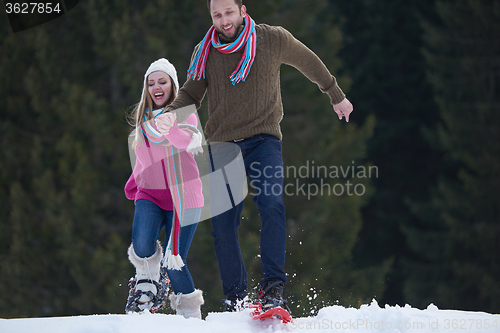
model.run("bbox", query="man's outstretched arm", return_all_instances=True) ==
[279,26,353,122]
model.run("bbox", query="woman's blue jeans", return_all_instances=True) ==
[211,134,287,301]
[132,199,200,294]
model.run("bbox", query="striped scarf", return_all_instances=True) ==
[187,13,257,85]
[140,113,202,270]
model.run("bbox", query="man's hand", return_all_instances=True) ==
[155,112,177,135]
[333,98,353,122]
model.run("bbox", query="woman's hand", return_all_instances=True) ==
[155,112,177,135]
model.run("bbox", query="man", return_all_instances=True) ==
[158,0,353,312]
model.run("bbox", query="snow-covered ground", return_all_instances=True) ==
[1,299,499,333]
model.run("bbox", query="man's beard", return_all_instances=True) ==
[216,17,244,39]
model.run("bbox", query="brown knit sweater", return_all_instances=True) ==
[166,24,345,143]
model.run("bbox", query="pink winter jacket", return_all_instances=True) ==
[124,113,204,211]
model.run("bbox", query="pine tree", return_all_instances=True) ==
[404,0,500,312]
[333,0,443,306]
[0,8,132,315]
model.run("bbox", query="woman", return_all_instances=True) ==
[124,58,204,318]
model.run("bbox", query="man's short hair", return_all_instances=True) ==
[207,0,243,11]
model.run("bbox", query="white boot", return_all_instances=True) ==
[127,242,163,305]
[170,289,204,319]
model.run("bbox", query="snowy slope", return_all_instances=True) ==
[1,300,499,333]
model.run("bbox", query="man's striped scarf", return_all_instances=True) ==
[187,13,256,85]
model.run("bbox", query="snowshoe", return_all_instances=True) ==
[250,281,292,323]
[250,301,292,323]
[258,281,291,313]
[125,271,170,313]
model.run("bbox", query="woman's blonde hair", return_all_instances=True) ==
[128,74,177,148]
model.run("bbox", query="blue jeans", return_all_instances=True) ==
[211,134,287,300]
[132,199,201,294]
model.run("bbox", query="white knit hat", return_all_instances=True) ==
[144,58,179,93]
[134,58,180,144]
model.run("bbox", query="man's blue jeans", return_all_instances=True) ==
[132,199,201,294]
[211,134,287,300]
